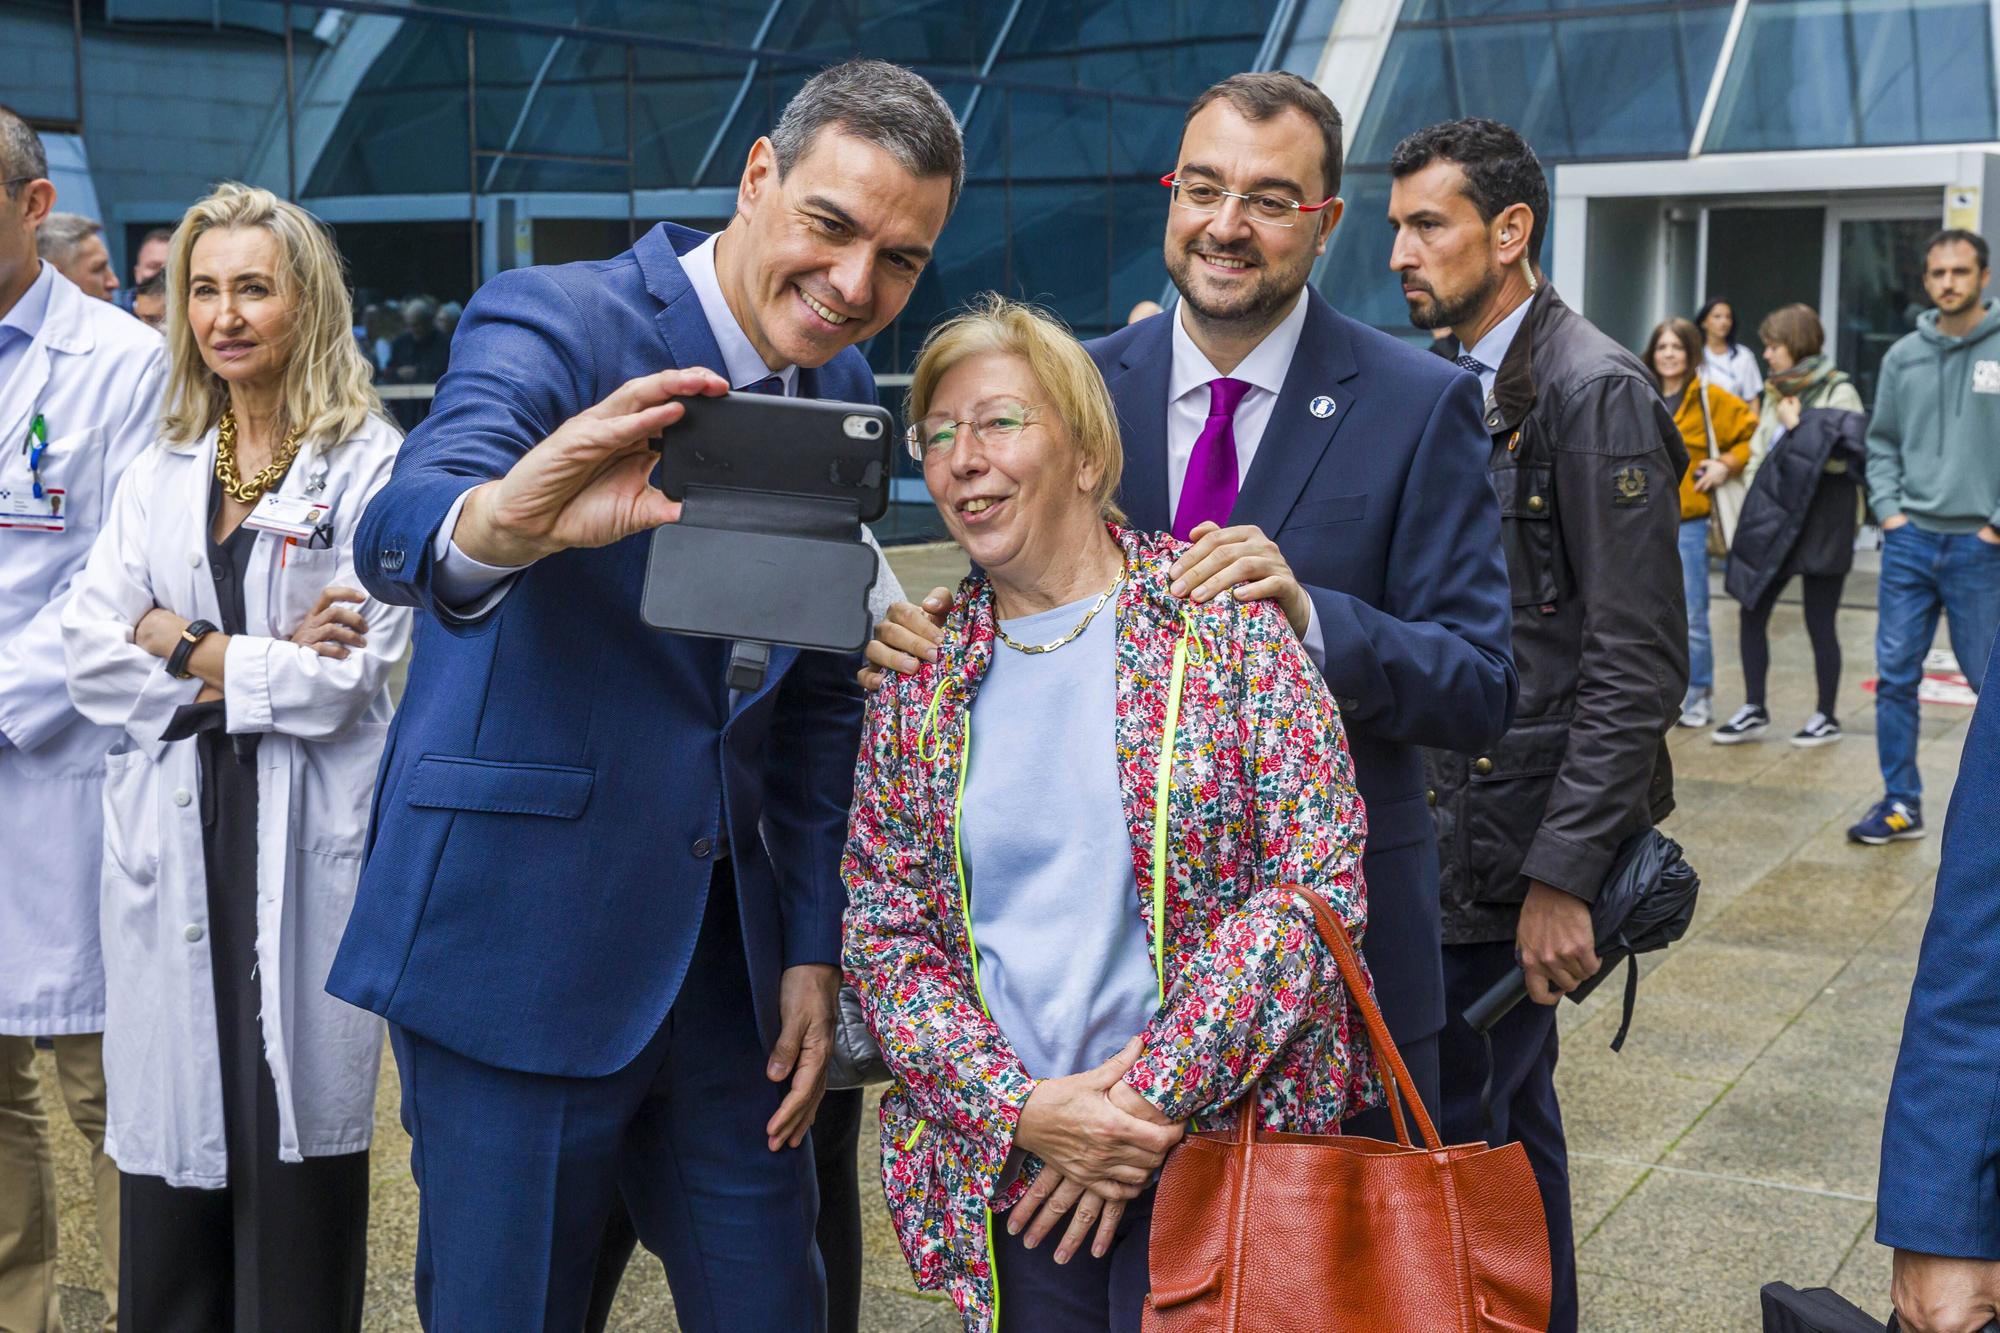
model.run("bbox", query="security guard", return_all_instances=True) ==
[1388,118,1688,1333]
[0,105,165,1333]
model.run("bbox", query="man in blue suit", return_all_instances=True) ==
[1880,627,2000,1333]
[866,72,1516,1126]
[327,61,963,1331]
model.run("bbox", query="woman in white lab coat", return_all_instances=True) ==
[61,182,410,1333]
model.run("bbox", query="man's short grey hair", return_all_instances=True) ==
[403,296,438,326]
[37,213,102,265]
[770,60,965,210]
[0,104,48,199]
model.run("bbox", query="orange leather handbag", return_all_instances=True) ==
[1143,888,1552,1333]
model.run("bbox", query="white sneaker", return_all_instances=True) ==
[1677,693,1713,728]
[1712,704,1770,744]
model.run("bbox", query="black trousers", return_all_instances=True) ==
[991,1188,1154,1332]
[1439,939,1576,1333]
[118,734,368,1332]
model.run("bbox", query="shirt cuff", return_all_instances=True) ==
[1299,596,1327,671]
[432,486,529,617]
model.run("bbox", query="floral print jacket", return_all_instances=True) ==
[842,526,1378,1332]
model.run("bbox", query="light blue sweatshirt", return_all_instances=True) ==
[960,594,1160,1081]
[1866,301,2000,533]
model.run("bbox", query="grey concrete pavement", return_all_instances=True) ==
[32,545,1972,1330]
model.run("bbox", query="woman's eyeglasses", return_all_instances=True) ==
[906,402,1036,462]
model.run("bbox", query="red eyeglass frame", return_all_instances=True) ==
[1158,172,1337,216]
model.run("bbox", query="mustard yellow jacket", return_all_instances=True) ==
[1672,379,1756,520]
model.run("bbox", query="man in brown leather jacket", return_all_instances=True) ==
[1388,118,1689,1333]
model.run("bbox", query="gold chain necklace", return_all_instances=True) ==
[215,409,303,504]
[993,569,1125,655]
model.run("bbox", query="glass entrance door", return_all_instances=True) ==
[1828,209,1938,409]
[1703,205,1825,364]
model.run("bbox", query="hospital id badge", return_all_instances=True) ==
[243,493,331,541]
[0,486,65,532]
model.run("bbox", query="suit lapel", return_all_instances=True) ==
[1106,316,1175,532]
[635,223,728,378]
[1231,290,1361,536]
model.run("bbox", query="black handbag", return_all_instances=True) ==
[1760,1281,2000,1332]
[825,983,890,1090]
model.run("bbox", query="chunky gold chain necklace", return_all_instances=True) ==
[215,408,303,504]
[993,569,1125,655]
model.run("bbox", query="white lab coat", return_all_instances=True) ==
[0,268,164,1036]
[61,414,411,1187]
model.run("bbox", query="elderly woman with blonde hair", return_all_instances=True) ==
[61,182,409,1332]
[843,295,1376,1332]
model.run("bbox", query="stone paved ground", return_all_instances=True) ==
[36,545,1972,1330]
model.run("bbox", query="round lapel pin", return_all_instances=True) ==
[1309,394,1336,419]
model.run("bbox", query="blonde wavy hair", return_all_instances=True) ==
[160,182,384,449]
[906,294,1126,524]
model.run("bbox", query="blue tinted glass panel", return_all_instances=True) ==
[1708,0,1996,151]
[1557,13,1706,156]
[1008,91,1111,181]
[630,46,762,188]
[996,1,1277,94]
[307,20,470,196]
[1315,173,1411,330]
[474,34,627,167]
[1446,22,1573,155]
[1012,184,1112,333]
[1355,5,1730,166]
[1111,180,1171,324]
[1111,99,1185,182]
[1350,29,1457,165]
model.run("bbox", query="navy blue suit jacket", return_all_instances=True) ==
[328,223,868,1078]
[1879,628,2000,1258]
[1086,293,1515,1039]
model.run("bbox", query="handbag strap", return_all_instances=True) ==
[1284,887,1445,1153]
[1695,374,1718,459]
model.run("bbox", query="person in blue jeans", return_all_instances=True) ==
[1858,228,2000,844]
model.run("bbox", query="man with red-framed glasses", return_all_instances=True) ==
[865,70,1517,1147]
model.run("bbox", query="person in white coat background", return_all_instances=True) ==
[60,182,409,1333]
[0,105,164,1333]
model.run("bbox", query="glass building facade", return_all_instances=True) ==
[7,0,2000,531]
[192,0,1290,367]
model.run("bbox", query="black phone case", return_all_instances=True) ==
[655,392,892,521]
[640,390,893,654]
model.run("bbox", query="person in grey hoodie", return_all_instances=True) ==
[1855,228,2000,845]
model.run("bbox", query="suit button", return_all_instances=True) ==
[692,837,713,859]
[1426,788,1437,806]
[184,924,203,943]
[1473,757,1494,776]
[1527,495,1545,513]
[172,788,192,808]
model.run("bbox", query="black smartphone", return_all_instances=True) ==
[640,389,894,656]
[655,391,893,521]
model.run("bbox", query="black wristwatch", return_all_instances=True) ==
[165,619,218,680]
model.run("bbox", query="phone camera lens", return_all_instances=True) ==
[863,418,882,438]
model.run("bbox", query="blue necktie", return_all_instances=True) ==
[1456,354,1489,377]
[741,374,784,396]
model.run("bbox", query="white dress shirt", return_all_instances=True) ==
[0,260,54,402]
[1463,294,1532,403]
[432,233,905,617]
[1165,292,1324,665]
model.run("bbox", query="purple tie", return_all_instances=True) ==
[1173,376,1251,541]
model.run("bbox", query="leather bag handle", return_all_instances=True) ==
[1287,887,1445,1152]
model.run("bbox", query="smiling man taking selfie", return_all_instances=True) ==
[327,60,956,1332]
